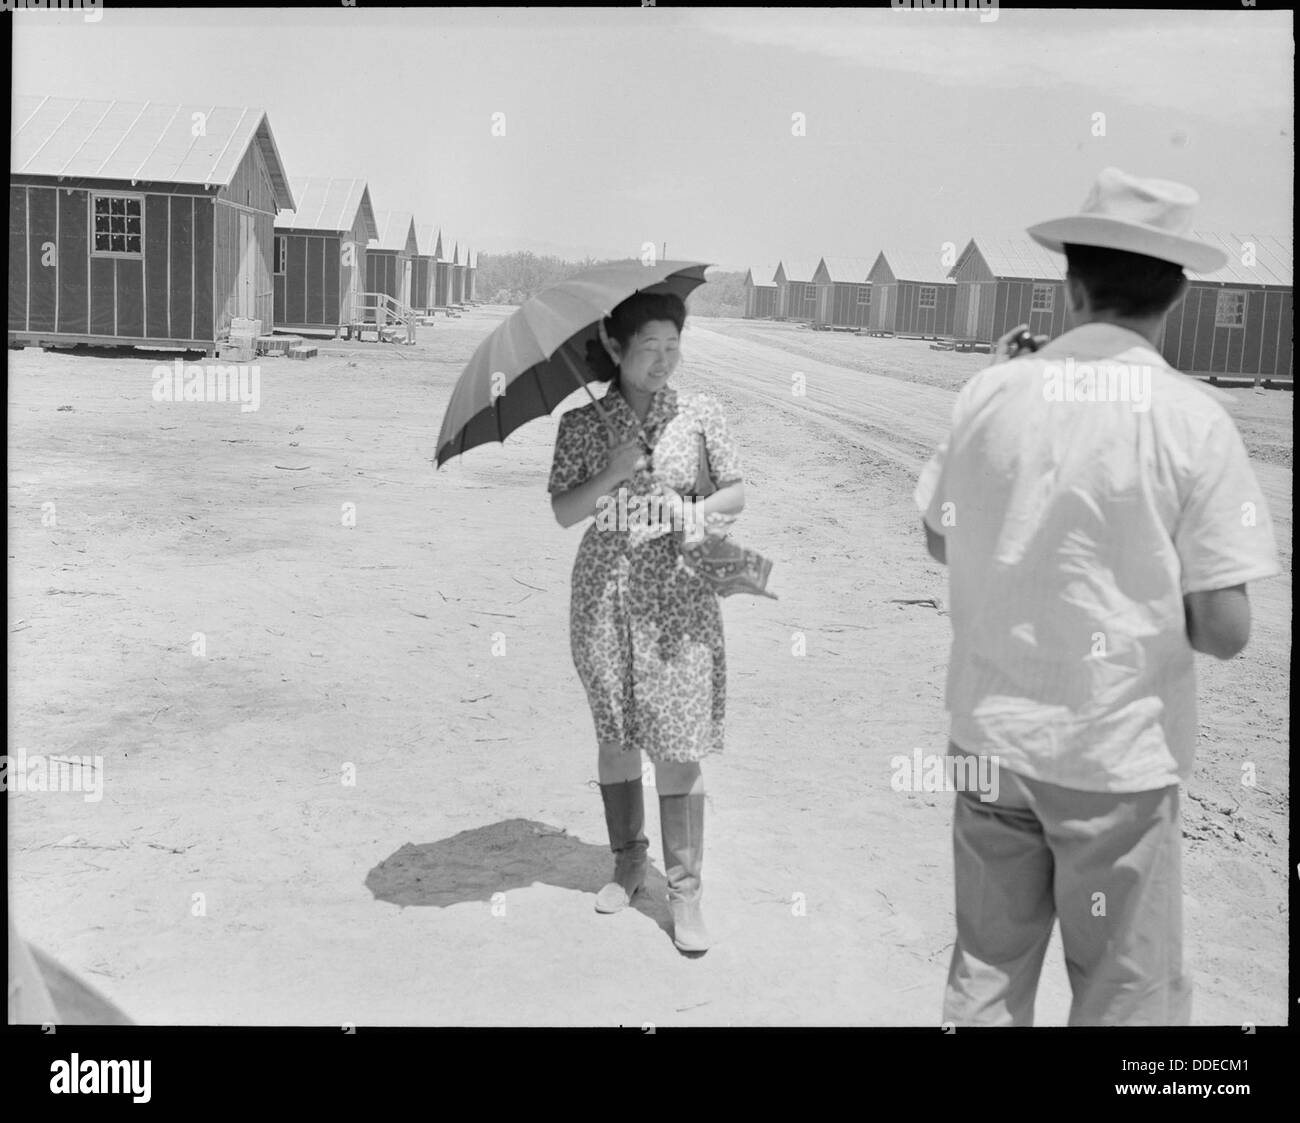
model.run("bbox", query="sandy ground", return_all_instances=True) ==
[7,308,1290,1026]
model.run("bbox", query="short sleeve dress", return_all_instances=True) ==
[547,384,743,763]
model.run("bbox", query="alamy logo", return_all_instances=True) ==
[1042,357,1152,412]
[890,0,998,23]
[890,749,1000,802]
[50,1054,150,1103]
[1,0,102,20]
[152,359,260,412]
[594,487,705,535]
[1,749,103,802]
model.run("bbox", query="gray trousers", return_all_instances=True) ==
[942,757,1191,1026]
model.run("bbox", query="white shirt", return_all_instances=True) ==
[915,323,1280,793]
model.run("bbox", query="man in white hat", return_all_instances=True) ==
[914,168,1280,1025]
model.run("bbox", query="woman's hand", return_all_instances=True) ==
[552,441,641,529]
[676,490,740,546]
[604,437,647,487]
[628,480,682,547]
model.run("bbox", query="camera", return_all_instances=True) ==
[1011,329,1041,354]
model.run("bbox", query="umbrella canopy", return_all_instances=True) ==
[435,260,710,467]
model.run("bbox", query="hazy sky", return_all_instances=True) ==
[13,6,1294,273]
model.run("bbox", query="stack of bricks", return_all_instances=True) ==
[219,317,262,362]
[257,335,302,356]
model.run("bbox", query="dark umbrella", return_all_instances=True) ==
[434,258,776,599]
[435,260,710,467]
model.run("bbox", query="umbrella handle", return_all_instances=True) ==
[565,351,623,443]
[567,321,649,455]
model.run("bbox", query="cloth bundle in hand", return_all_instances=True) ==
[682,432,777,600]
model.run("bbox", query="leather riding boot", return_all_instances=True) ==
[658,791,711,951]
[595,779,649,913]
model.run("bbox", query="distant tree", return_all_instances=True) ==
[475,253,746,318]
[687,271,746,318]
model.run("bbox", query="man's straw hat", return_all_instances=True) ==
[1027,167,1227,273]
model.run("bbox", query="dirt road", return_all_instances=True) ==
[7,309,1289,1026]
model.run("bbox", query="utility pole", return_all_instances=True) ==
[662,242,666,262]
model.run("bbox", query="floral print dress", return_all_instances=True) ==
[547,384,743,763]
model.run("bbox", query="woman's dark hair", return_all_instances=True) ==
[584,290,687,384]
[1063,242,1186,319]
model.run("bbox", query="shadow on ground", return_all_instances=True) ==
[16,344,212,362]
[365,818,672,934]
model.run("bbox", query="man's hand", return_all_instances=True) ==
[993,323,1050,364]
[924,521,947,565]
[1184,584,1250,659]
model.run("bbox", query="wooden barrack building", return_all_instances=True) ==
[10,94,294,349]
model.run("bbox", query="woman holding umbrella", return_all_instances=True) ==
[548,289,746,953]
